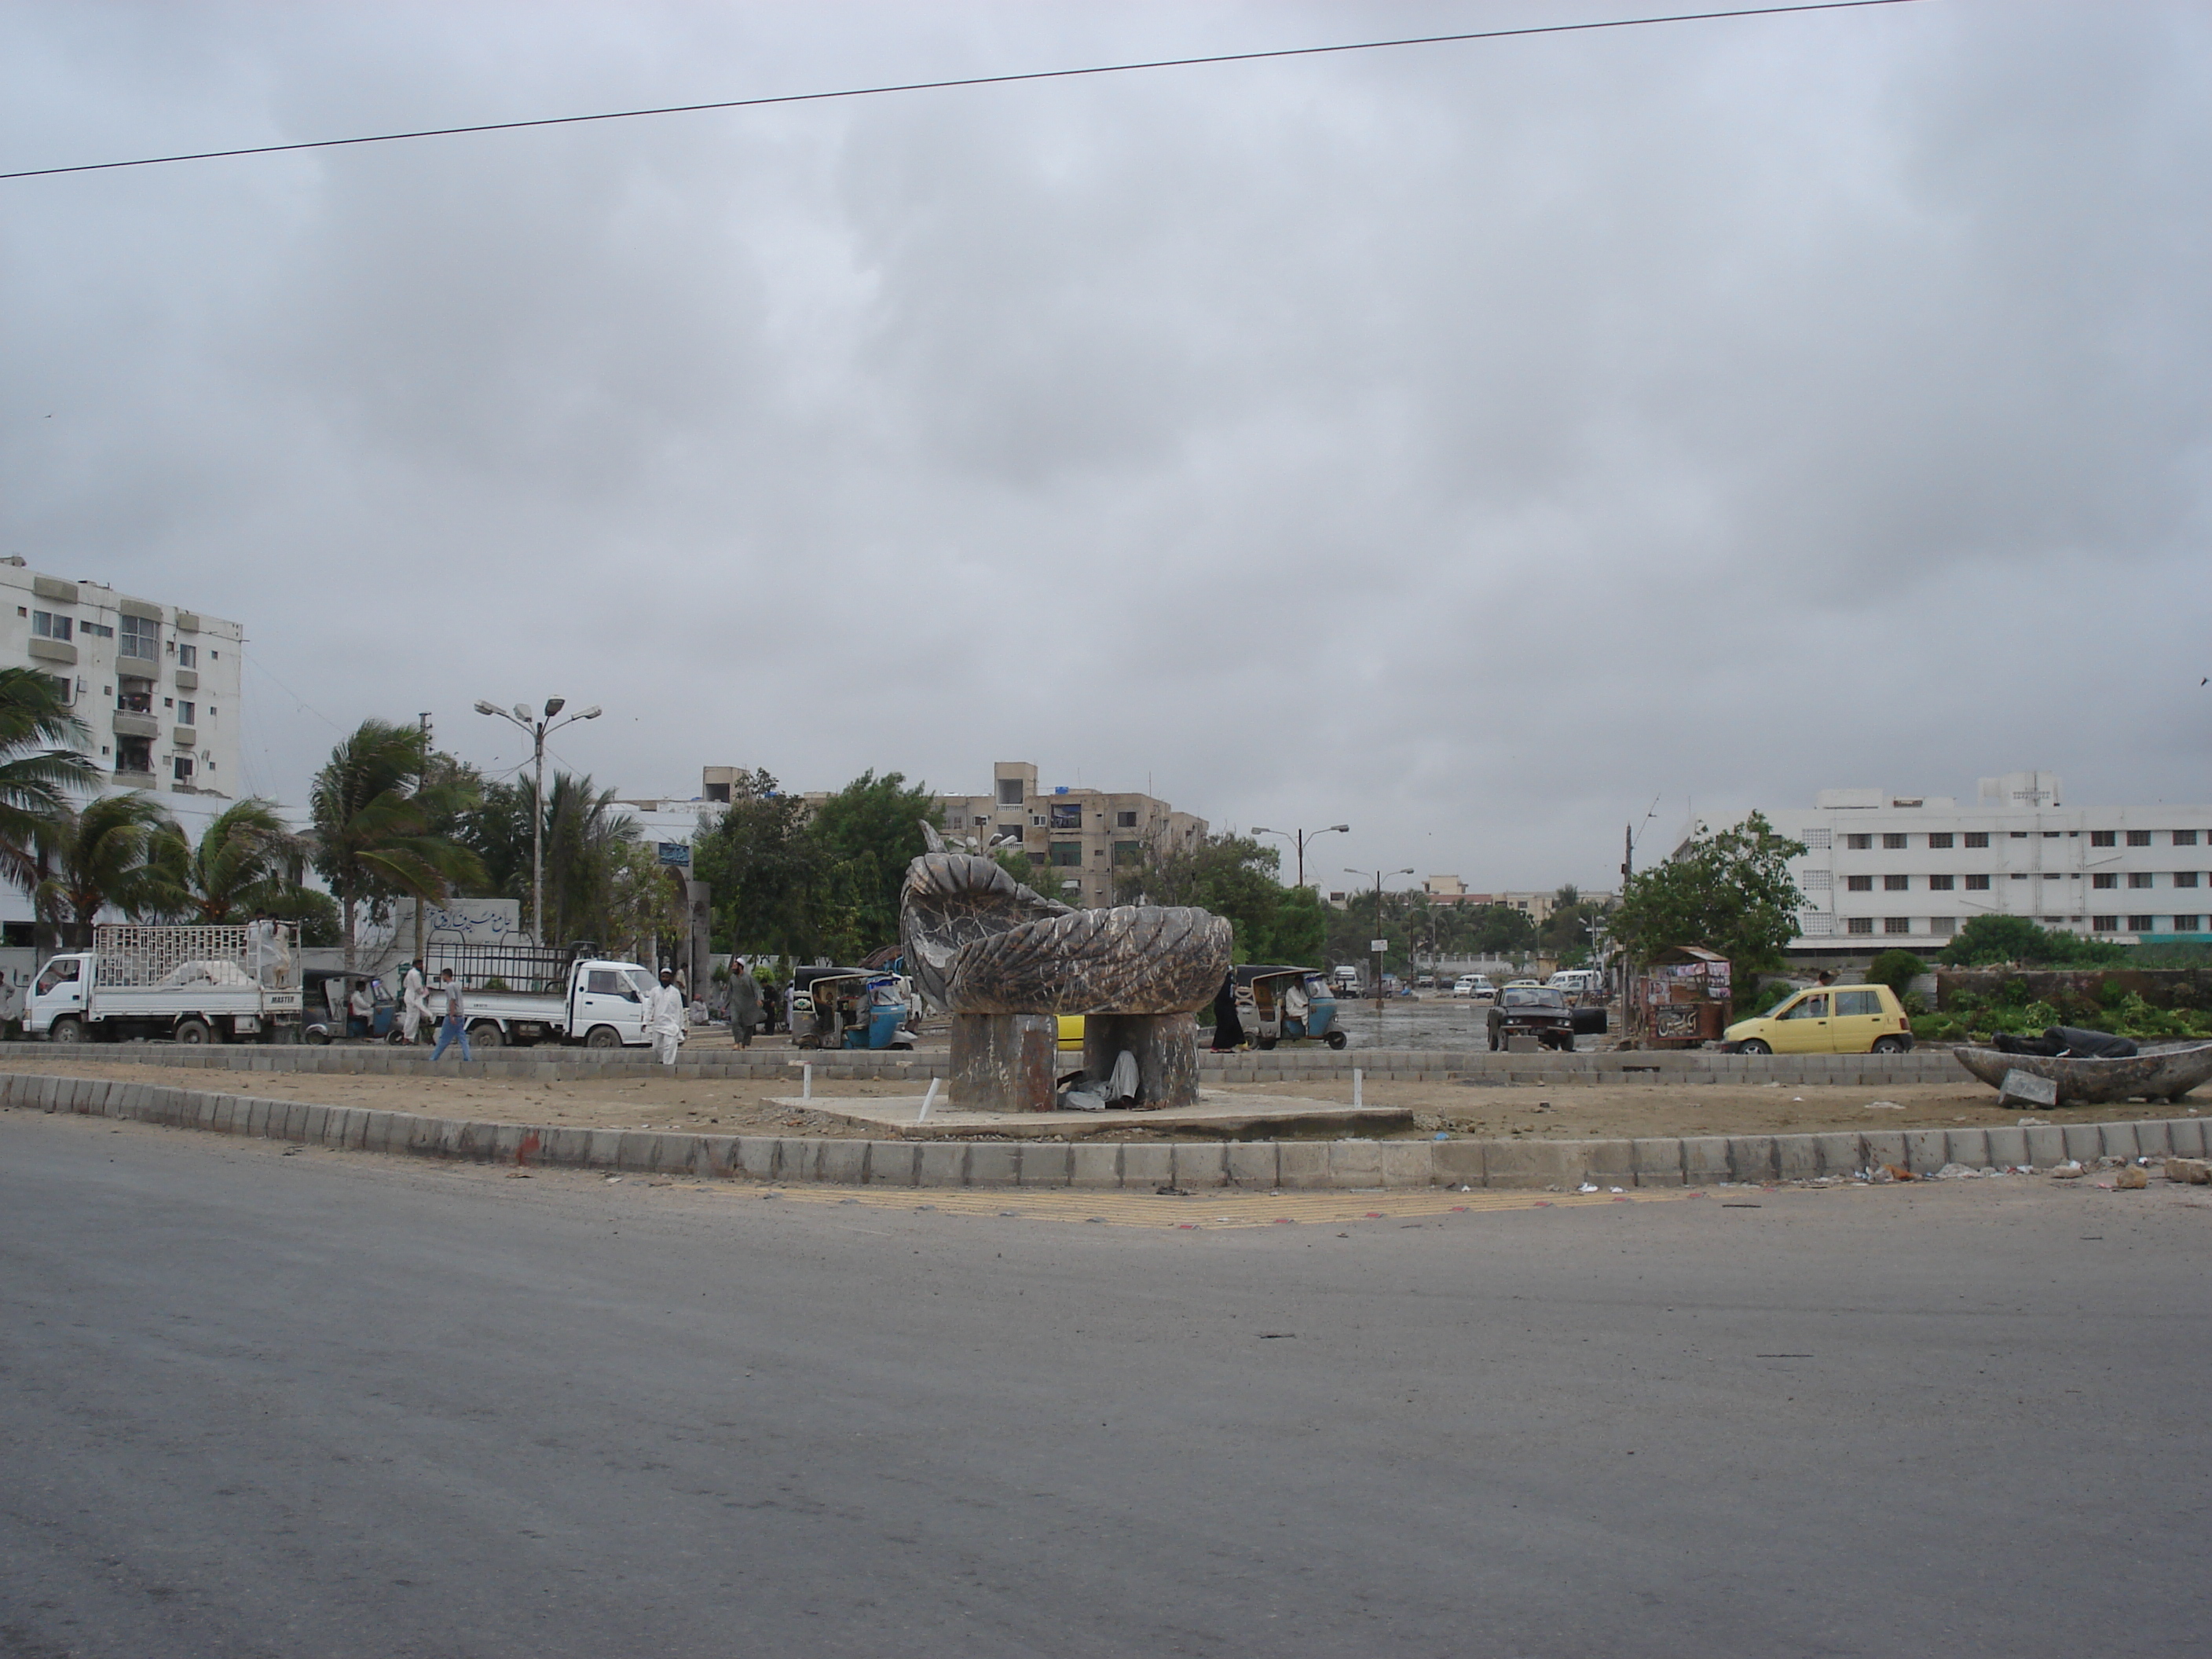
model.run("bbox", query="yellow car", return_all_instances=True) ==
[1723,983,1914,1056]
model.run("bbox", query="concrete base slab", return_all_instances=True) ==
[763,1091,1412,1139]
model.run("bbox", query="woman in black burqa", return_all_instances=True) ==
[1210,971,1245,1051]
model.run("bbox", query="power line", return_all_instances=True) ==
[2,1,1921,184]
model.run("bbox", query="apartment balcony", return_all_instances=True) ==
[112,711,160,739]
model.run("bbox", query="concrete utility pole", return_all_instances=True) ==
[473,698,602,946]
[1251,823,1350,889]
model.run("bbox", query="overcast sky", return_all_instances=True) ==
[2,0,2207,892]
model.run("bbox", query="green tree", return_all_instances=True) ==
[0,668,104,949]
[603,838,690,965]
[539,773,639,948]
[35,793,182,947]
[806,771,943,953]
[991,848,1040,889]
[1939,914,2125,969]
[690,770,828,959]
[309,720,484,973]
[251,884,342,948]
[1118,833,1293,963]
[1866,948,1928,999]
[159,797,302,922]
[1466,903,1539,959]
[1610,811,1807,973]
[1268,884,1328,967]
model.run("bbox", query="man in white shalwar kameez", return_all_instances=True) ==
[645,967,687,1067]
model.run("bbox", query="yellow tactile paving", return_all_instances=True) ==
[748,1184,1703,1229]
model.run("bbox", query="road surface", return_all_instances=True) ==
[3,1108,2207,1657]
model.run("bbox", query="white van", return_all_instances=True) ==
[1546,969,1603,1000]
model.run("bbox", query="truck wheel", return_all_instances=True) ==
[584,1025,621,1049]
[304,1024,330,1046]
[174,1018,213,1045]
[49,1016,82,1045]
[468,1020,504,1049]
[1326,1031,1349,1050]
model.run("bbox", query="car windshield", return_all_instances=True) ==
[624,968,657,1000]
[1503,988,1566,1009]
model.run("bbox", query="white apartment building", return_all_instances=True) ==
[1765,770,2212,956]
[0,558,243,799]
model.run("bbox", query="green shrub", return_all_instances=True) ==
[1867,950,1925,1000]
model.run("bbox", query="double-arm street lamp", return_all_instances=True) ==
[1348,866,1416,1009]
[1250,822,1350,889]
[473,697,602,946]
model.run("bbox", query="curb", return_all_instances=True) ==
[4,1040,1967,1090]
[8,1068,2205,1191]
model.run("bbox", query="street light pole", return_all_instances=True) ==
[1251,822,1350,889]
[1348,866,1415,1012]
[474,697,603,946]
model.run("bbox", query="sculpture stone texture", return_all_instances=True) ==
[899,837,1232,1112]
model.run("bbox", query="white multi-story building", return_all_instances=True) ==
[0,558,243,799]
[1763,771,2212,958]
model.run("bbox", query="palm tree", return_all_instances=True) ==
[309,720,484,973]
[0,668,104,939]
[35,793,183,948]
[540,771,639,947]
[163,797,302,922]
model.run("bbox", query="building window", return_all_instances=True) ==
[2126,830,2152,847]
[1965,874,1990,890]
[1928,873,1954,891]
[998,778,1024,806]
[119,615,158,657]
[2176,830,2199,847]
[1115,810,1139,829]
[41,673,73,706]
[2126,914,2153,931]
[115,737,152,775]
[1049,801,1082,830]
[703,782,730,804]
[2128,872,2153,888]
[1884,873,1909,891]
[1112,841,1143,866]
[2093,873,2117,889]
[1049,841,1082,867]
[1798,911,1833,936]
[1802,828,1832,849]
[2090,830,2115,847]
[172,756,194,783]
[1881,833,1907,850]
[1846,874,1873,892]
[79,621,112,639]
[1928,832,1954,850]
[2093,916,2119,932]
[1846,917,1873,936]
[177,643,196,668]
[1964,832,1989,848]
[2174,916,2204,933]
[177,701,195,726]
[1929,917,1956,936]
[2175,872,2200,889]
[1846,833,1872,851]
[1884,917,1912,934]
[1801,870,1831,889]
[30,610,71,641]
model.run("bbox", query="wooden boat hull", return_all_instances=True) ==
[1954,1042,2212,1105]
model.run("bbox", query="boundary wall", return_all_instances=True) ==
[7,1067,2203,1192]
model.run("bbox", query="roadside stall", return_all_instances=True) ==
[1633,945,1731,1048]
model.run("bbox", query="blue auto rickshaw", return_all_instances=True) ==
[1236,965,1346,1050]
[792,967,913,1051]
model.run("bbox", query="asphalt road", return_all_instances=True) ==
[4,1111,2207,1659]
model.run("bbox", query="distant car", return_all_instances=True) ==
[1503,979,1541,991]
[1412,973,1437,990]
[1722,983,1914,1056]
[1489,986,1577,1051]
[1547,969,1603,1000]
[1452,974,1496,1004]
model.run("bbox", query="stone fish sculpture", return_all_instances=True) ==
[899,828,1232,1112]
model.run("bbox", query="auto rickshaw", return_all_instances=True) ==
[1236,965,1346,1050]
[301,970,395,1044]
[791,967,914,1051]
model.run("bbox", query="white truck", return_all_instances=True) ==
[416,943,657,1049]
[30,922,305,1045]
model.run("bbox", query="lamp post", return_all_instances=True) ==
[1348,867,1415,1011]
[1250,822,1350,889]
[473,698,602,946]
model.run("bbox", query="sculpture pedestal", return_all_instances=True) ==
[1082,1013,1200,1111]
[950,1013,1060,1112]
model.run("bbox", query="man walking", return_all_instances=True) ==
[400,959,428,1046]
[646,966,687,1067]
[727,959,762,1049]
[430,969,474,1061]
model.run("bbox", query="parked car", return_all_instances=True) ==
[1547,969,1603,1000]
[1452,973,1496,1003]
[1488,986,1577,1051]
[1721,983,1914,1055]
